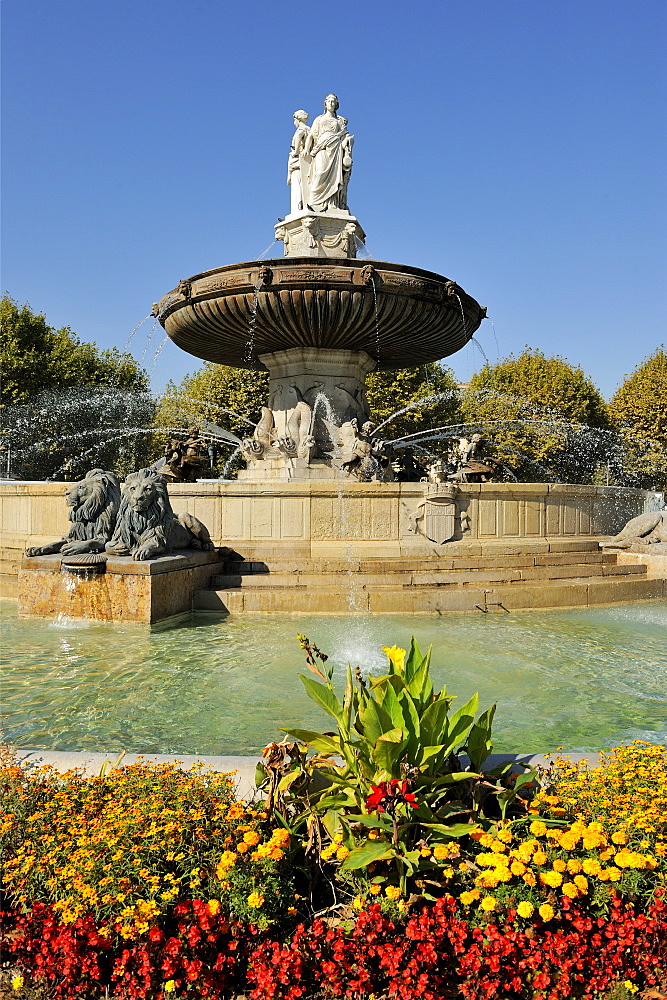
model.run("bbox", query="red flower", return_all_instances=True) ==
[365,779,418,814]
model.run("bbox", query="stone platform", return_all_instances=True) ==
[3,480,664,615]
[18,550,222,624]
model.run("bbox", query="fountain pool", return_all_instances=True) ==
[2,599,665,758]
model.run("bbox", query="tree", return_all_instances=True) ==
[1,296,153,480]
[458,348,612,483]
[365,363,460,442]
[608,348,667,490]
[1,295,148,405]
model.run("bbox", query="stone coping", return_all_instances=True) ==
[20,549,222,576]
[15,749,600,802]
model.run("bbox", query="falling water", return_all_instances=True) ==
[123,313,152,351]
[368,273,381,364]
[243,280,263,364]
[372,390,459,434]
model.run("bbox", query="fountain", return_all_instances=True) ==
[4,94,666,617]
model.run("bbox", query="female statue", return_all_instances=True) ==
[287,110,310,215]
[304,94,353,212]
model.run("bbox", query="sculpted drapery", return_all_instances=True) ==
[304,94,353,212]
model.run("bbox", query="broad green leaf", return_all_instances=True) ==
[342,665,354,736]
[403,637,423,683]
[420,696,452,747]
[340,839,394,870]
[254,761,267,787]
[446,692,480,750]
[407,656,433,708]
[356,697,393,745]
[345,813,394,832]
[380,681,406,731]
[465,704,496,772]
[300,675,343,724]
[371,726,406,774]
[421,822,478,838]
[276,769,303,793]
[280,728,341,755]
[418,744,447,767]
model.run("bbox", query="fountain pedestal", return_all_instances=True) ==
[275,210,366,259]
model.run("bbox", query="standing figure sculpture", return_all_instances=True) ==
[305,94,354,212]
[287,110,310,215]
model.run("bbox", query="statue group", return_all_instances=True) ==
[287,94,354,215]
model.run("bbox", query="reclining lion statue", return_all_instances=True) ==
[602,507,667,549]
[25,469,121,557]
[105,468,215,561]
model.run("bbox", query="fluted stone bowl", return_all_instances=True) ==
[156,258,485,370]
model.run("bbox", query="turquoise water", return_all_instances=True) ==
[1,600,666,756]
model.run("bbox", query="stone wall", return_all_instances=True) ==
[0,480,653,598]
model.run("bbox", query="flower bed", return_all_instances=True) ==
[1,638,666,999]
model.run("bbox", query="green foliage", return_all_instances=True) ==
[0,295,148,405]
[460,348,611,483]
[0,297,153,480]
[608,348,667,490]
[258,637,533,896]
[365,363,460,442]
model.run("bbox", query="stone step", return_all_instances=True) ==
[211,558,646,591]
[193,573,666,615]
[222,550,617,577]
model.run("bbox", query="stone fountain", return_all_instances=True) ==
[5,95,665,617]
[155,94,485,483]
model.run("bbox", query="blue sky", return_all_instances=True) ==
[2,0,665,400]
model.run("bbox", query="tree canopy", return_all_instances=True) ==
[608,348,667,490]
[458,348,612,483]
[1,296,153,480]
[1,295,148,405]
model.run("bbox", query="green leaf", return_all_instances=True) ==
[465,704,496,772]
[420,696,452,747]
[345,813,394,832]
[403,637,423,683]
[300,675,344,725]
[380,681,406,731]
[407,655,433,707]
[280,728,341,755]
[254,761,267,787]
[420,822,477,838]
[276,769,303,793]
[340,839,394,870]
[372,726,406,774]
[446,692,479,749]
[356,697,393,746]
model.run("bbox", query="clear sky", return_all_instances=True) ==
[2,0,665,400]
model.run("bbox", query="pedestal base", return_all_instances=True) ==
[275,210,366,259]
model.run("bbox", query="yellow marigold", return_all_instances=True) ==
[164,981,176,994]
[370,883,382,895]
[496,828,513,843]
[523,872,537,887]
[385,885,402,900]
[581,858,601,876]
[247,892,265,908]
[532,850,548,865]
[11,974,24,990]
[517,901,534,918]
[287,906,297,916]
[433,844,451,861]
[480,895,497,911]
[573,874,589,892]
[479,833,495,848]
[352,895,364,910]
[538,903,555,921]
[320,844,337,861]
[243,830,261,846]
[217,850,237,869]
[562,881,580,898]
[539,870,563,888]
[420,847,432,857]
[476,871,500,889]
[335,845,349,861]
[207,899,221,916]
[460,889,481,905]
[489,839,508,854]
[611,831,629,845]
[529,820,548,837]
[270,847,285,861]
[566,858,583,874]
[236,842,249,854]
[510,861,526,876]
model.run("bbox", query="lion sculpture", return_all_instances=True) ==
[25,469,121,557]
[603,507,667,549]
[105,468,214,561]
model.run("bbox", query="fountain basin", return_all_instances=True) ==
[157,258,484,370]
